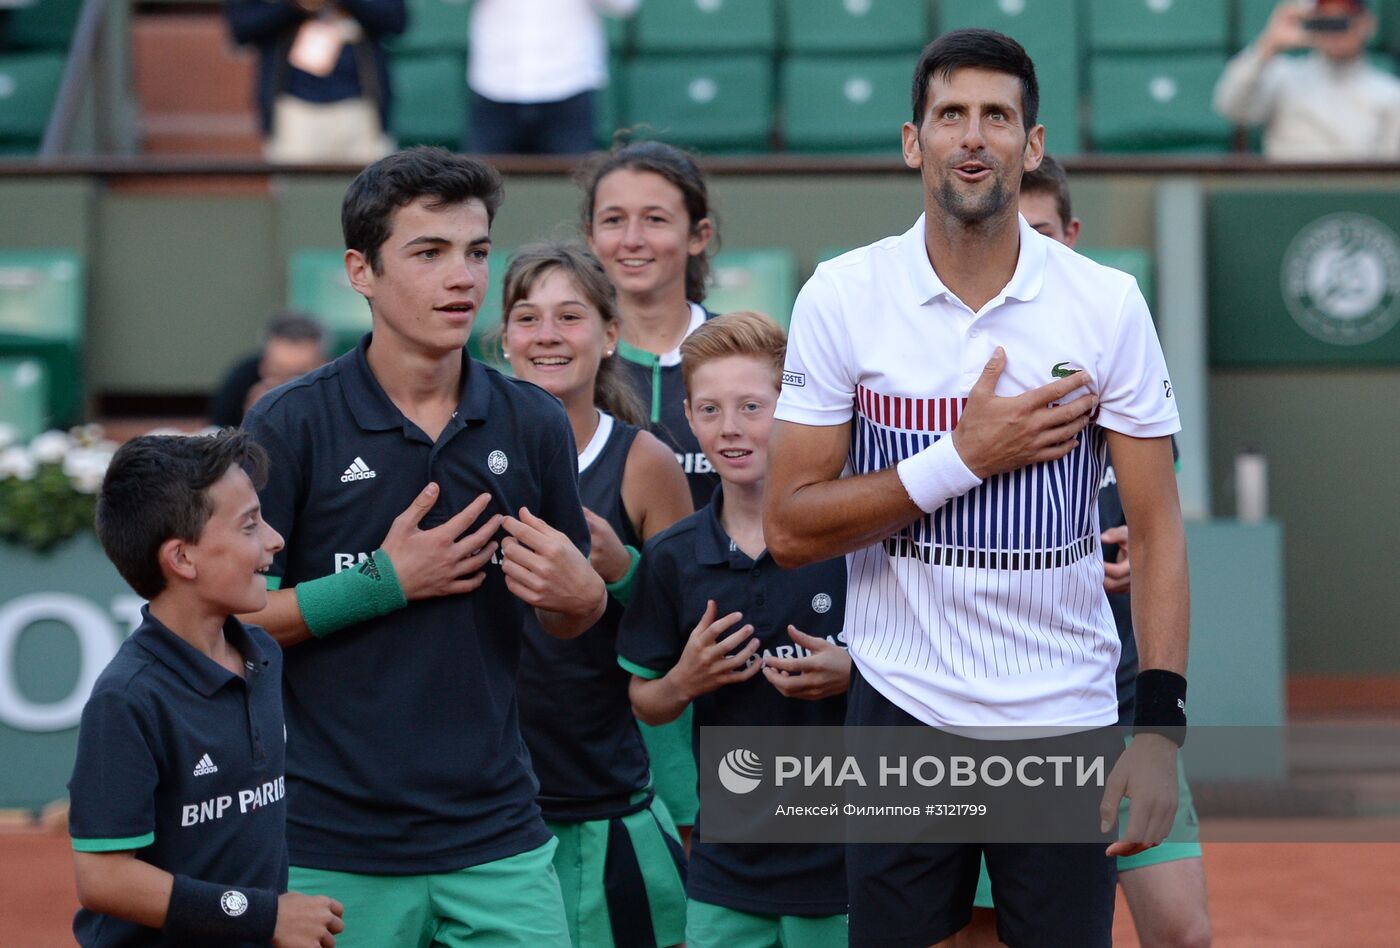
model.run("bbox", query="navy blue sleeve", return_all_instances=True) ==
[616,537,685,680]
[68,688,160,852]
[241,407,302,587]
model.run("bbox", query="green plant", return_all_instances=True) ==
[0,428,112,554]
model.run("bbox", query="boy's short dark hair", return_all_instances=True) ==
[96,430,269,600]
[911,29,1039,132]
[1020,154,1073,230]
[342,146,506,274]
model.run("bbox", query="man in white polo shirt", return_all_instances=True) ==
[764,29,1190,948]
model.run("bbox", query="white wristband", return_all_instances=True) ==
[896,436,983,514]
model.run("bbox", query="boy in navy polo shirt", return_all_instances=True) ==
[240,147,606,947]
[69,430,343,947]
[616,313,850,947]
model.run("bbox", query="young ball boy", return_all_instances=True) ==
[239,147,604,946]
[616,312,850,947]
[69,430,343,947]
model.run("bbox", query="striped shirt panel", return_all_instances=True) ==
[847,383,1116,699]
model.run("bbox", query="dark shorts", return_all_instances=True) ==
[844,666,1118,948]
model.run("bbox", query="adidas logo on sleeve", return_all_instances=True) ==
[193,753,219,776]
[340,457,376,483]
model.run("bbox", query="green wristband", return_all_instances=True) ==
[295,548,407,638]
[605,545,641,606]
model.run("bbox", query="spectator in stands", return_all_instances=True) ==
[209,312,328,427]
[1214,0,1400,160]
[466,0,639,155]
[225,0,405,164]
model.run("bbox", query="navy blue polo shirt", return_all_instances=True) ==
[68,608,287,947]
[241,335,589,875]
[616,490,849,917]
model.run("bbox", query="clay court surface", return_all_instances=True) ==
[3,823,1399,946]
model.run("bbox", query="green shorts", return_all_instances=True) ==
[287,839,569,948]
[639,706,698,826]
[545,793,688,948]
[972,751,1202,909]
[685,898,848,948]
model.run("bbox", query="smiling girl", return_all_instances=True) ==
[500,242,692,948]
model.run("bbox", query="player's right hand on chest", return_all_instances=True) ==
[952,348,1098,478]
[381,484,502,601]
[273,891,343,948]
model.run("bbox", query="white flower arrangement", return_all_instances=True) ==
[0,426,118,552]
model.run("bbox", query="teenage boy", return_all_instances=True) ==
[765,30,1189,948]
[70,430,343,947]
[240,147,606,946]
[617,312,850,948]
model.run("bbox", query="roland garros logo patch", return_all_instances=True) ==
[1281,212,1400,346]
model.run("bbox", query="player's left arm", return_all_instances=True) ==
[1104,433,1187,676]
[1101,430,1188,857]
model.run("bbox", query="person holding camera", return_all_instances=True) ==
[1214,0,1400,160]
[225,0,405,163]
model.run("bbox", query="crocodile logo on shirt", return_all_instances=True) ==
[1051,361,1082,379]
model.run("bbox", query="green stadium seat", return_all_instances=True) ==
[785,0,929,53]
[287,251,369,357]
[287,248,511,362]
[1237,0,1388,52]
[0,53,66,152]
[6,0,84,51]
[1089,54,1232,152]
[596,58,625,147]
[634,0,777,54]
[391,52,467,148]
[1087,0,1228,52]
[1035,48,1081,155]
[781,54,911,151]
[388,0,470,53]
[0,357,50,441]
[937,0,1078,50]
[936,0,1082,153]
[705,249,798,327]
[0,251,84,427]
[1079,247,1154,307]
[625,55,773,150]
[606,12,630,54]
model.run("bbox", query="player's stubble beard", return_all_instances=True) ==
[931,152,1016,227]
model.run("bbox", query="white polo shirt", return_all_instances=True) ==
[776,213,1180,728]
[469,0,639,105]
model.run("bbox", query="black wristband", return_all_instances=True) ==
[166,874,277,944]
[1133,668,1188,747]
